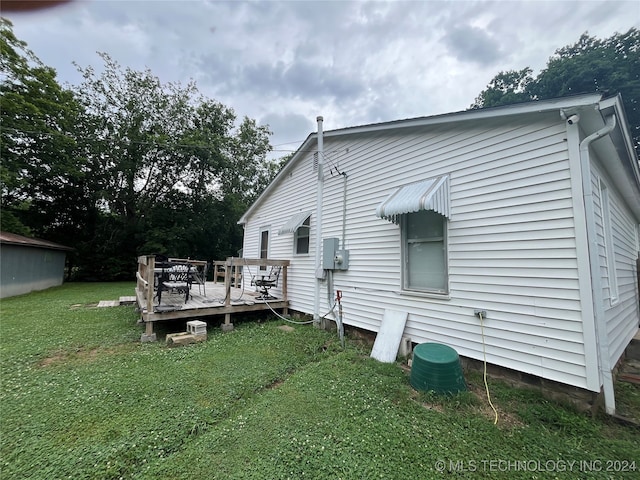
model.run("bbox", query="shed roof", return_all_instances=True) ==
[0,232,73,251]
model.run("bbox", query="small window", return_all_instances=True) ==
[402,210,448,293]
[259,229,269,271]
[295,216,310,254]
[599,181,618,305]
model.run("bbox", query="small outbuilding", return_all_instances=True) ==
[239,93,640,414]
[0,231,73,298]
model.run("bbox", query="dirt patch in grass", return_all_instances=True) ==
[407,376,524,428]
[466,382,525,428]
[38,344,134,367]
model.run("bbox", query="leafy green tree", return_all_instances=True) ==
[1,18,90,246]
[470,67,534,109]
[2,22,277,279]
[72,53,274,277]
[472,28,640,152]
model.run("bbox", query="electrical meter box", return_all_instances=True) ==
[322,238,349,270]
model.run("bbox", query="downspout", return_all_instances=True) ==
[313,116,324,326]
[579,114,617,415]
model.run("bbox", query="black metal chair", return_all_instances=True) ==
[157,262,192,304]
[190,262,208,296]
[251,265,281,300]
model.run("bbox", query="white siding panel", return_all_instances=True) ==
[590,162,640,366]
[243,116,594,389]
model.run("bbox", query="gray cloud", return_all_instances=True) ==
[6,0,637,159]
[443,25,502,65]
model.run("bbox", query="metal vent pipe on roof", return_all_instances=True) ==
[313,116,324,326]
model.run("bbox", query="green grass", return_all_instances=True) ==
[1,283,639,479]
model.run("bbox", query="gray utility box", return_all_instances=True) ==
[322,237,349,271]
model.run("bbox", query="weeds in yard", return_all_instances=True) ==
[1,283,639,479]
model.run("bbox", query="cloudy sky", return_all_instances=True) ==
[4,0,639,158]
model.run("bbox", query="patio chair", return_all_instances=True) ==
[251,265,281,300]
[157,262,192,304]
[190,262,208,296]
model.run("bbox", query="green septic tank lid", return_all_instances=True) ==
[410,342,467,394]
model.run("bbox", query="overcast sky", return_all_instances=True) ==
[4,0,639,158]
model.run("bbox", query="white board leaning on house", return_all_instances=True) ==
[370,309,409,363]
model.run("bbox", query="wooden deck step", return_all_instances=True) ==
[97,300,120,307]
[119,296,137,305]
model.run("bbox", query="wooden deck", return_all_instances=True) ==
[135,256,289,340]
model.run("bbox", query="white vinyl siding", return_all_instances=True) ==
[243,114,593,389]
[591,163,640,367]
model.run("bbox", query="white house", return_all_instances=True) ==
[238,93,640,414]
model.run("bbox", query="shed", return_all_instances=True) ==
[239,93,640,414]
[0,232,73,298]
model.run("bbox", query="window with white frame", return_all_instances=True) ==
[294,216,310,254]
[401,210,448,293]
[259,228,269,271]
[599,181,618,305]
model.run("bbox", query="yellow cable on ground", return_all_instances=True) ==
[479,312,499,425]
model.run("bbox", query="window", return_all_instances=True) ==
[278,211,312,255]
[259,229,269,271]
[402,210,448,293]
[599,181,618,305]
[294,216,310,254]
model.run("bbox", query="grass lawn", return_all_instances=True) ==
[1,283,638,479]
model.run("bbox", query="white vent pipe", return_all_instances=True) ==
[313,116,324,325]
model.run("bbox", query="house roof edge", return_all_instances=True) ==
[239,93,605,224]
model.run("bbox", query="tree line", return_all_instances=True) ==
[472,28,639,153]
[2,20,637,281]
[1,19,281,280]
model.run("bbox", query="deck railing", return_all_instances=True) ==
[212,260,243,287]
[136,255,156,317]
[218,257,289,308]
[135,255,290,336]
[135,255,290,313]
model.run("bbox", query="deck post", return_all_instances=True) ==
[141,319,156,342]
[221,257,234,332]
[139,255,157,342]
[146,256,155,316]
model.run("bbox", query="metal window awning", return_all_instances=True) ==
[375,175,450,224]
[278,211,312,234]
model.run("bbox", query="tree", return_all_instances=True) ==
[1,18,88,244]
[470,67,533,109]
[2,23,277,279]
[472,28,640,152]
[72,53,274,278]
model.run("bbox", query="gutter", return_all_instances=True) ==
[578,114,617,415]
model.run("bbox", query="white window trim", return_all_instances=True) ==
[293,216,310,256]
[599,181,619,306]
[400,211,449,295]
[259,226,270,271]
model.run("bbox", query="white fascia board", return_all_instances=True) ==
[323,93,603,139]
